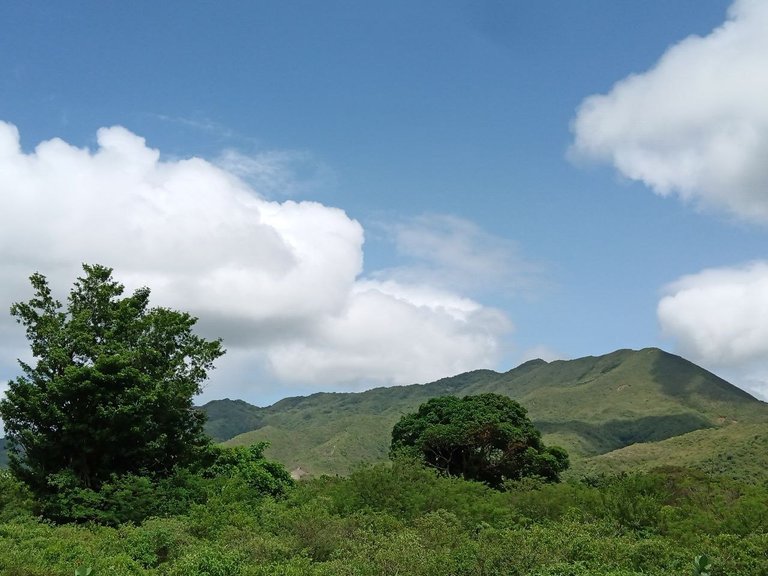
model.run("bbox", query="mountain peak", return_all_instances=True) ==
[517,358,549,369]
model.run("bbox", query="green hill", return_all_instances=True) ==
[201,398,265,442]
[203,348,768,478]
[4,348,763,477]
[573,421,768,481]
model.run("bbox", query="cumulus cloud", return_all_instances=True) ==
[0,121,511,400]
[268,280,511,386]
[659,262,768,365]
[658,261,768,398]
[571,0,768,222]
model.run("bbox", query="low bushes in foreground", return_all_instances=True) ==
[1,462,767,575]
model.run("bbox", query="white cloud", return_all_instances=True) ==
[153,114,237,140]
[658,261,768,398]
[268,280,510,387]
[375,214,542,297]
[0,122,362,331]
[215,148,334,197]
[0,121,512,402]
[571,0,768,222]
[658,262,768,365]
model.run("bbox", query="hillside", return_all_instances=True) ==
[3,347,763,477]
[573,421,768,481]
[204,348,768,478]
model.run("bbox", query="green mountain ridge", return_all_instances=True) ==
[203,347,768,478]
[3,347,766,478]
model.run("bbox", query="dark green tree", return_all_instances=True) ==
[0,264,225,514]
[390,393,569,488]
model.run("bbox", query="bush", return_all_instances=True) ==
[0,469,35,521]
[38,467,208,525]
[205,443,294,498]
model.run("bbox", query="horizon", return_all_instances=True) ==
[197,346,768,410]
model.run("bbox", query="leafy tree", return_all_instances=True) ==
[0,264,225,516]
[390,393,569,488]
[204,442,294,498]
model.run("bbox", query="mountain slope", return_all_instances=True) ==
[574,421,768,481]
[205,348,768,477]
[202,399,265,442]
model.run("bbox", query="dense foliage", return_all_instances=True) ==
[0,264,225,522]
[1,462,767,575]
[391,393,569,487]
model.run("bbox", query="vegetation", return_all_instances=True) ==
[203,348,768,480]
[4,348,766,479]
[572,422,768,481]
[391,393,569,486]
[0,265,232,523]
[1,461,768,575]
[203,399,264,443]
[0,438,8,468]
[0,267,767,573]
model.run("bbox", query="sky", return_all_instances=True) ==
[2,0,768,410]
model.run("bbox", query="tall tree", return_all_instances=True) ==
[0,264,225,501]
[391,393,569,488]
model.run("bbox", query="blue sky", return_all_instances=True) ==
[2,0,768,406]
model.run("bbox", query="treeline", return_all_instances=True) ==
[2,460,767,575]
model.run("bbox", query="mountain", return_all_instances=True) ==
[202,348,768,479]
[3,348,765,478]
[202,398,265,442]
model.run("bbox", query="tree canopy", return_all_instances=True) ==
[390,393,569,487]
[0,264,225,516]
